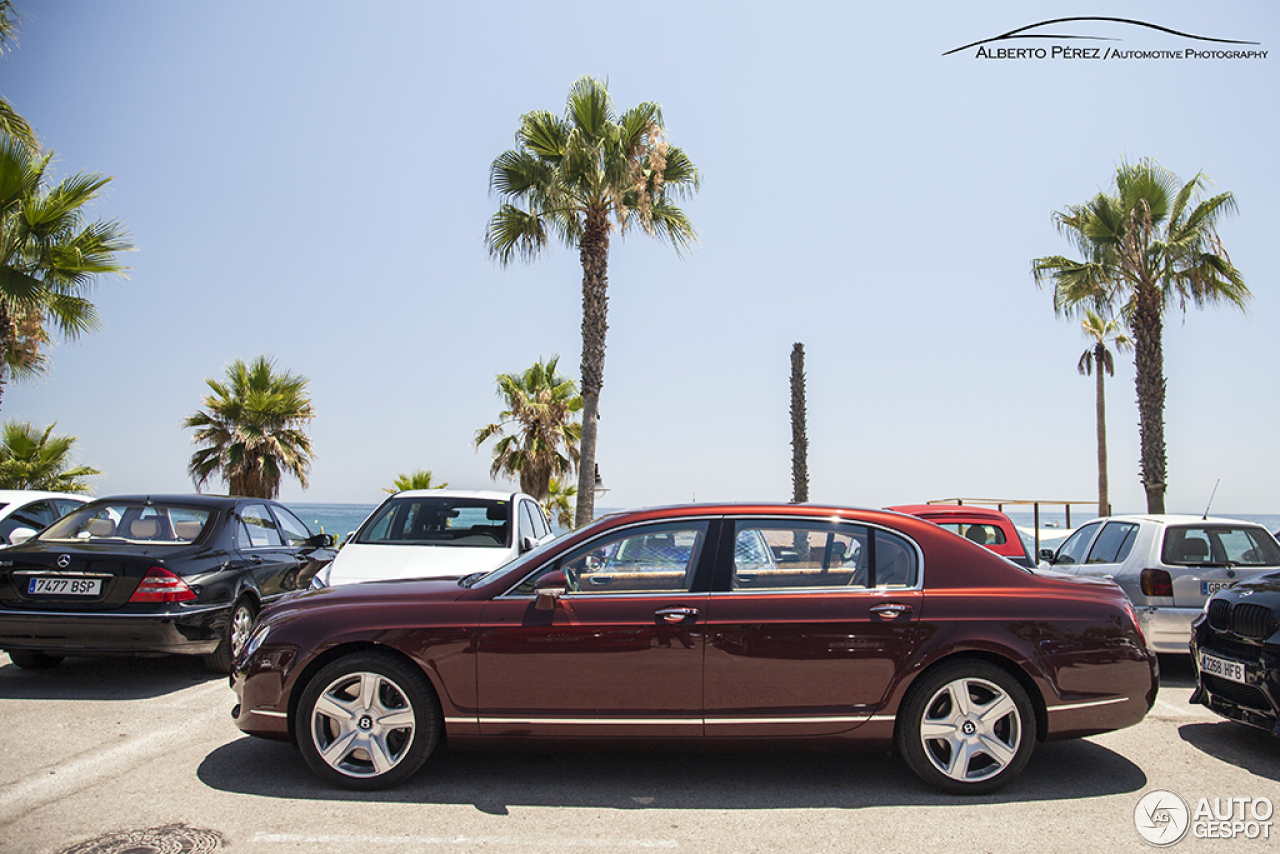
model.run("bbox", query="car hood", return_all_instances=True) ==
[326,542,512,584]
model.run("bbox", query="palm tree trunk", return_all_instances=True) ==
[1094,345,1109,517]
[0,303,8,415]
[1133,282,1167,514]
[574,209,610,528]
[790,343,808,504]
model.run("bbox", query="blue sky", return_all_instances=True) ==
[4,1,1278,516]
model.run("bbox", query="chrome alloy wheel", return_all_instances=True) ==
[918,676,1022,783]
[309,671,417,778]
[229,603,255,658]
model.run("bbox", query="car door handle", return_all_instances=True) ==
[655,607,699,624]
[870,603,912,621]
[249,555,263,564]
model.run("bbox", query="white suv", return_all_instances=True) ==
[312,490,556,587]
[1042,514,1280,653]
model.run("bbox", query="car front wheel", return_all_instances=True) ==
[897,660,1036,794]
[296,651,440,789]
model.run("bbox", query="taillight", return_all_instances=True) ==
[1140,567,1173,597]
[128,567,197,603]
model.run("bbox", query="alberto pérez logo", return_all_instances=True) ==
[944,16,1266,61]
[1134,789,1275,846]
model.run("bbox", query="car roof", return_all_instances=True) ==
[1084,513,1266,528]
[85,494,248,508]
[0,490,89,503]
[388,489,523,501]
[887,504,1014,522]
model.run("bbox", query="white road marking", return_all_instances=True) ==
[251,833,679,848]
[0,681,227,824]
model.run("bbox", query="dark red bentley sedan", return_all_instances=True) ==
[231,504,1158,794]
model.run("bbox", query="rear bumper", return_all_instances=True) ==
[0,604,226,655]
[1136,606,1199,654]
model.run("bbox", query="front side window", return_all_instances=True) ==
[1052,522,1101,565]
[355,496,511,548]
[1083,522,1139,564]
[1163,526,1280,566]
[730,521,917,590]
[513,521,707,596]
[40,502,212,544]
[272,505,315,547]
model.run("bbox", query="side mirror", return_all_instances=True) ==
[533,569,569,611]
[6,527,37,546]
[309,532,337,548]
[1038,548,1057,563]
[520,535,537,554]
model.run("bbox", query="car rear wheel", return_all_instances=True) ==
[897,660,1035,794]
[203,598,257,673]
[7,650,65,670]
[296,651,440,790]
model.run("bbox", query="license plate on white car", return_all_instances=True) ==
[1201,580,1234,596]
[28,577,101,596]
[1200,652,1246,685]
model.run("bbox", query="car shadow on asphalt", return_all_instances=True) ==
[0,654,221,700]
[1177,721,1280,783]
[198,735,1146,810]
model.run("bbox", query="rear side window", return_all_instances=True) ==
[729,520,917,590]
[936,523,1007,546]
[1162,526,1280,566]
[1085,522,1140,564]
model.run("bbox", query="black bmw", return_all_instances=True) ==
[0,495,335,672]
[1190,569,1280,736]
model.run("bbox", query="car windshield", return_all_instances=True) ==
[39,502,214,545]
[354,496,512,548]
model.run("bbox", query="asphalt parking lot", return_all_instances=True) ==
[0,653,1277,854]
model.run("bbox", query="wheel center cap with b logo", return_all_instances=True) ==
[358,715,373,731]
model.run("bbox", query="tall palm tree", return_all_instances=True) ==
[0,2,37,147]
[184,356,315,499]
[0,419,98,491]
[474,355,582,503]
[385,469,447,494]
[1033,160,1247,514]
[1077,311,1131,518]
[486,76,699,526]
[1,134,132,412]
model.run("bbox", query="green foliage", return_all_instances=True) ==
[0,419,98,492]
[0,133,132,406]
[0,2,36,147]
[541,478,576,530]
[184,356,315,499]
[385,469,448,494]
[475,355,582,502]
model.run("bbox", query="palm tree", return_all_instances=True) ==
[1,134,132,412]
[0,2,37,147]
[385,469,447,494]
[474,355,582,503]
[542,477,577,530]
[486,76,699,526]
[184,356,315,499]
[1077,311,1132,518]
[0,420,98,492]
[1033,160,1247,514]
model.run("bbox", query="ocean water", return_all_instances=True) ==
[287,502,379,539]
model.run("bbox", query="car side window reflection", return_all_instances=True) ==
[730,521,917,590]
[513,522,708,596]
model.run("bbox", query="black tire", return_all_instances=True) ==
[203,598,257,674]
[296,651,441,790]
[896,659,1036,795]
[8,650,65,670]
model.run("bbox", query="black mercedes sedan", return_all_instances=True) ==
[1190,569,1280,736]
[0,495,335,672]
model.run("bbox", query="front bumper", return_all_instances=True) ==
[1189,621,1280,736]
[0,604,226,656]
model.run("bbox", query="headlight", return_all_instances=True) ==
[243,623,271,659]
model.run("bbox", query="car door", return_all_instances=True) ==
[1047,521,1104,574]
[234,503,304,603]
[701,517,922,736]
[1070,520,1143,581]
[474,519,714,737]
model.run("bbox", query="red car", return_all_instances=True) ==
[231,503,1157,794]
[889,504,1036,568]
